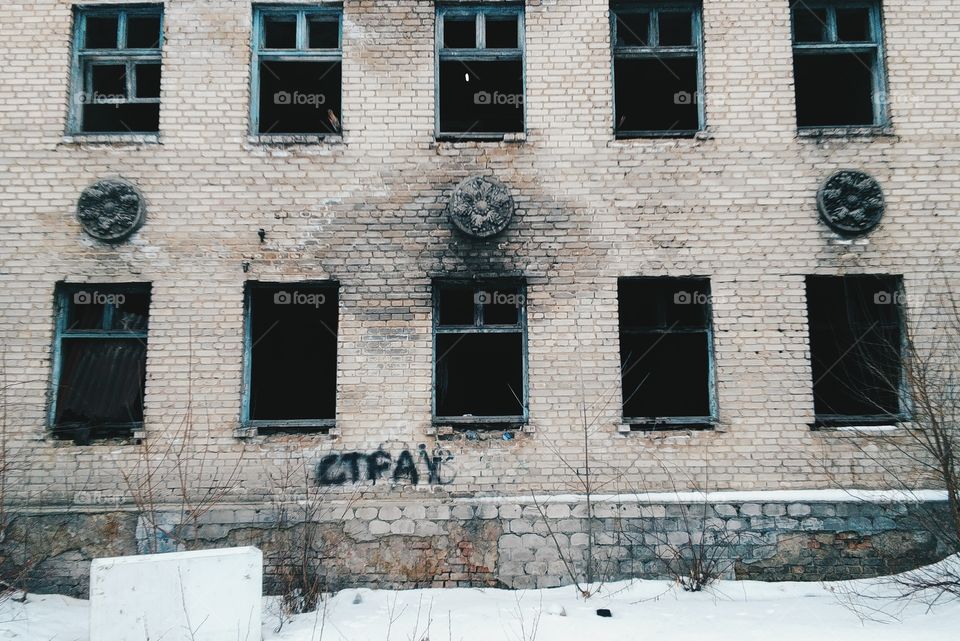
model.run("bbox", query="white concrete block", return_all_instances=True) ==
[90,546,262,641]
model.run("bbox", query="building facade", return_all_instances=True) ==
[0,0,958,595]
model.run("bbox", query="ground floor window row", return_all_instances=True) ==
[49,275,909,442]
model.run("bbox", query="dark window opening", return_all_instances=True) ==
[434,281,527,423]
[52,284,151,443]
[437,6,524,137]
[72,7,163,134]
[253,7,343,136]
[806,275,904,426]
[791,1,885,128]
[246,284,338,431]
[618,277,715,425]
[257,61,342,134]
[612,3,703,136]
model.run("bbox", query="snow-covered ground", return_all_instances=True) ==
[2,563,959,641]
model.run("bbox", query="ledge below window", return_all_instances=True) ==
[235,420,337,438]
[619,419,717,433]
[61,133,161,146]
[246,133,344,147]
[49,422,142,445]
[797,125,895,139]
[434,132,526,145]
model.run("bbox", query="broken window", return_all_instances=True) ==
[51,284,150,442]
[611,2,703,137]
[437,5,525,138]
[618,278,716,428]
[252,6,342,135]
[244,283,339,432]
[806,275,905,426]
[790,1,887,128]
[69,6,163,134]
[433,281,527,423]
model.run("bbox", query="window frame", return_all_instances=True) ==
[618,276,718,428]
[250,4,344,138]
[67,4,165,135]
[241,281,340,433]
[610,1,706,139]
[49,282,151,437]
[790,0,890,130]
[435,3,526,141]
[432,279,529,425]
[805,275,910,428]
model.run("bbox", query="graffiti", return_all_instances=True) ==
[316,444,456,487]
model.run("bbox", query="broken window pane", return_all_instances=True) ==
[658,11,693,46]
[111,292,150,331]
[615,57,699,132]
[248,285,338,423]
[806,276,903,423]
[438,286,475,326]
[85,16,118,49]
[91,65,127,98]
[308,17,339,49]
[439,60,524,134]
[436,333,524,418]
[264,14,297,49]
[257,61,342,134]
[444,16,477,48]
[793,7,828,42]
[794,52,875,127]
[482,288,521,325]
[126,15,162,48]
[56,339,147,427]
[836,8,872,42]
[134,64,161,99]
[486,16,519,49]
[616,12,649,46]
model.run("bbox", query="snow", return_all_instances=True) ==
[2,559,960,641]
[467,488,949,505]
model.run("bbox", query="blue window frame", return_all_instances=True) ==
[241,282,339,434]
[436,4,525,139]
[250,5,343,136]
[68,4,164,135]
[618,277,718,429]
[790,0,888,129]
[50,283,151,443]
[611,1,705,137]
[433,280,528,424]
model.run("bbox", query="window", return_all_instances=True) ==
[806,275,906,426]
[611,2,704,137]
[50,284,150,442]
[790,1,887,128]
[251,6,343,135]
[433,281,527,423]
[243,283,339,432]
[618,278,716,428]
[68,5,164,134]
[436,4,525,139]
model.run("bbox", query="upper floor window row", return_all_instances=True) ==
[66,1,889,138]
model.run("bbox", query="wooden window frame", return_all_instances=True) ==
[250,4,344,138]
[610,1,706,138]
[432,279,529,425]
[790,0,890,130]
[618,277,718,428]
[435,3,526,140]
[67,4,164,135]
[49,283,151,437]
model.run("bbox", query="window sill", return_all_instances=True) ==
[434,132,526,145]
[236,421,337,438]
[619,419,717,433]
[797,125,894,139]
[247,134,344,146]
[615,129,706,140]
[62,133,161,146]
[811,421,903,433]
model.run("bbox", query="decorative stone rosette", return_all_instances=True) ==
[446,175,515,238]
[816,170,885,237]
[76,178,146,242]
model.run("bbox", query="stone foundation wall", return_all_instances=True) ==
[3,497,950,597]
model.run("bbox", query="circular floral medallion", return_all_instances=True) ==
[446,175,515,238]
[816,170,885,237]
[76,179,146,242]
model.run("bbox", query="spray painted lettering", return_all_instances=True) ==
[316,444,456,486]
